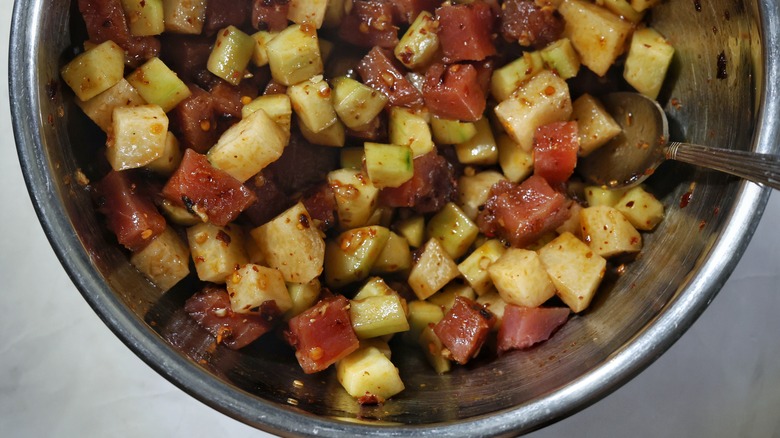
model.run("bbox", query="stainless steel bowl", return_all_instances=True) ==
[10,0,779,436]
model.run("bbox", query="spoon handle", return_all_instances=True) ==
[666,142,780,190]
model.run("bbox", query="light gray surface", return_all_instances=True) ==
[3,6,780,438]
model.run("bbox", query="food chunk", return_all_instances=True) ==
[500,0,564,49]
[185,285,280,349]
[357,46,424,108]
[130,226,190,291]
[336,345,405,402]
[533,121,580,185]
[497,305,570,353]
[286,295,360,373]
[227,264,292,314]
[488,248,556,308]
[162,149,257,227]
[538,232,607,312]
[433,296,496,364]
[423,63,486,122]
[435,1,496,62]
[186,222,248,283]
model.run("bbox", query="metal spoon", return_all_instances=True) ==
[577,92,780,190]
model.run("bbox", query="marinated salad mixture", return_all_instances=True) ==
[63,0,673,404]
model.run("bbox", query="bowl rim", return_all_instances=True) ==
[9,0,777,436]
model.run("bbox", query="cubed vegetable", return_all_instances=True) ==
[350,294,410,339]
[145,131,182,175]
[241,93,292,134]
[207,107,288,182]
[324,226,391,288]
[458,239,506,296]
[227,264,292,314]
[61,40,125,101]
[288,77,338,133]
[431,116,477,145]
[328,168,379,230]
[364,142,414,189]
[266,23,323,86]
[163,0,206,34]
[585,185,628,207]
[580,205,642,257]
[394,11,440,69]
[187,222,249,283]
[395,215,425,248]
[623,27,675,99]
[371,231,412,274]
[497,134,535,183]
[571,94,622,156]
[285,279,322,321]
[121,0,164,36]
[107,104,169,171]
[251,31,277,67]
[455,118,498,166]
[336,345,405,400]
[299,118,346,147]
[458,170,507,220]
[130,226,190,292]
[331,76,389,129]
[250,202,325,284]
[488,248,556,308]
[540,38,581,79]
[538,232,607,312]
[77,78,146,133]
[408,238,460,300]
[207,26,256,85]
[559,0,633,76]
[126,57,191,112]
[494,70,573,151]
[426,202,479,259]
[490,51,544,102]
[287,0,329,28]
[418,325,451,374]
[427,282,476,314]
[389,107,434,157]
[615,186,665,230]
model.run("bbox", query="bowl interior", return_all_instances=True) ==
[11,0,772,435]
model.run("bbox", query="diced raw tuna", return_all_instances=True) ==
[533,121,580,185]
[77,0,160,66]
[241,172,293,227]
[477,176,572,247]
[285,295,360,374]
[357,47,424,108]
[435,1,496,62]
[379,150,457,214]
[345,113,388,142]
[500,0,564,49]
[159,34,212,83]
[162,149,257,226]
[433,296,496,364]
[497,305,570,353]
[339,1,399,49]
[252,0,290,32]
[96,170,166,252]
[204,0,252,35]
[301,182,338,231]
[383,0,441,24]
[169,85,218,154]
[422,63,486,122]
[185,285,280,349]
[210,80,260,119]
[265,131,341,195]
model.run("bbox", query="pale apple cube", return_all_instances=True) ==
[241,93,292,135]
[615,186,665,230]
[266,24,323,86]
[61,40,125,101]
[458,170,507,220]
[571,93,622,156]
[580,206,642,257]
[285,278,322,320]
[227,264,292,314]
[585,185,628,207]
[458,239,506,296]
[337,346,405,400]
[287,0,328,28]
[288,77,338,133]
[187,222,248,283]
[207,108,288,182]
[77,79,146,133]
[328,168,379,230]
[494,70,572,151]
[559,0,633,77]
[488,248,555,308]
[624,27,675,100]
[497,133,534,183]
[250,202,325,284]
[107,104,168,171]
[145,131,182,176]
[408,238,460,300]
[538,232,607,313]
[130,226,190,292]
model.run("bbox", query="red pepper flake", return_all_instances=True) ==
[680,191,693,208]
[699,220,707,230]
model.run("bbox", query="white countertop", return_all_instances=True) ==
[3,6,780,437]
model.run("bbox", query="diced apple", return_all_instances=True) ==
[488,248,555,307]
[580,205,642,257]
[227,264,292,314]
[538,232,607,312]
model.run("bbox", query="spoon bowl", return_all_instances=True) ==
[578,92,780,190]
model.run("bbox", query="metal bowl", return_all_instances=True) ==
[10,0,779,436]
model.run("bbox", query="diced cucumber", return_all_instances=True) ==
[324,226,391,288]
[145,131,182,175]
[339,147,364,170]
[241,93,292,135]
[251,31,277,67]
[126,57,191,112]
[350,294,410,339]
[431,116,477,144]
[121,0,164,36]
[389,107,434,157]
[371,231,411,274]
[540,38,581,79]
[408,238,460,300]
[163,0,206,34]
[394,11,440,69]
[364,142,414,188]
[454,118,498,165]
[457,239,506,296]
[426,202,479,259]
[207,26,256,86]
[266,23,323,86]
[490,51,544,101]
[395,215,425,248]
[331,76,388,129]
